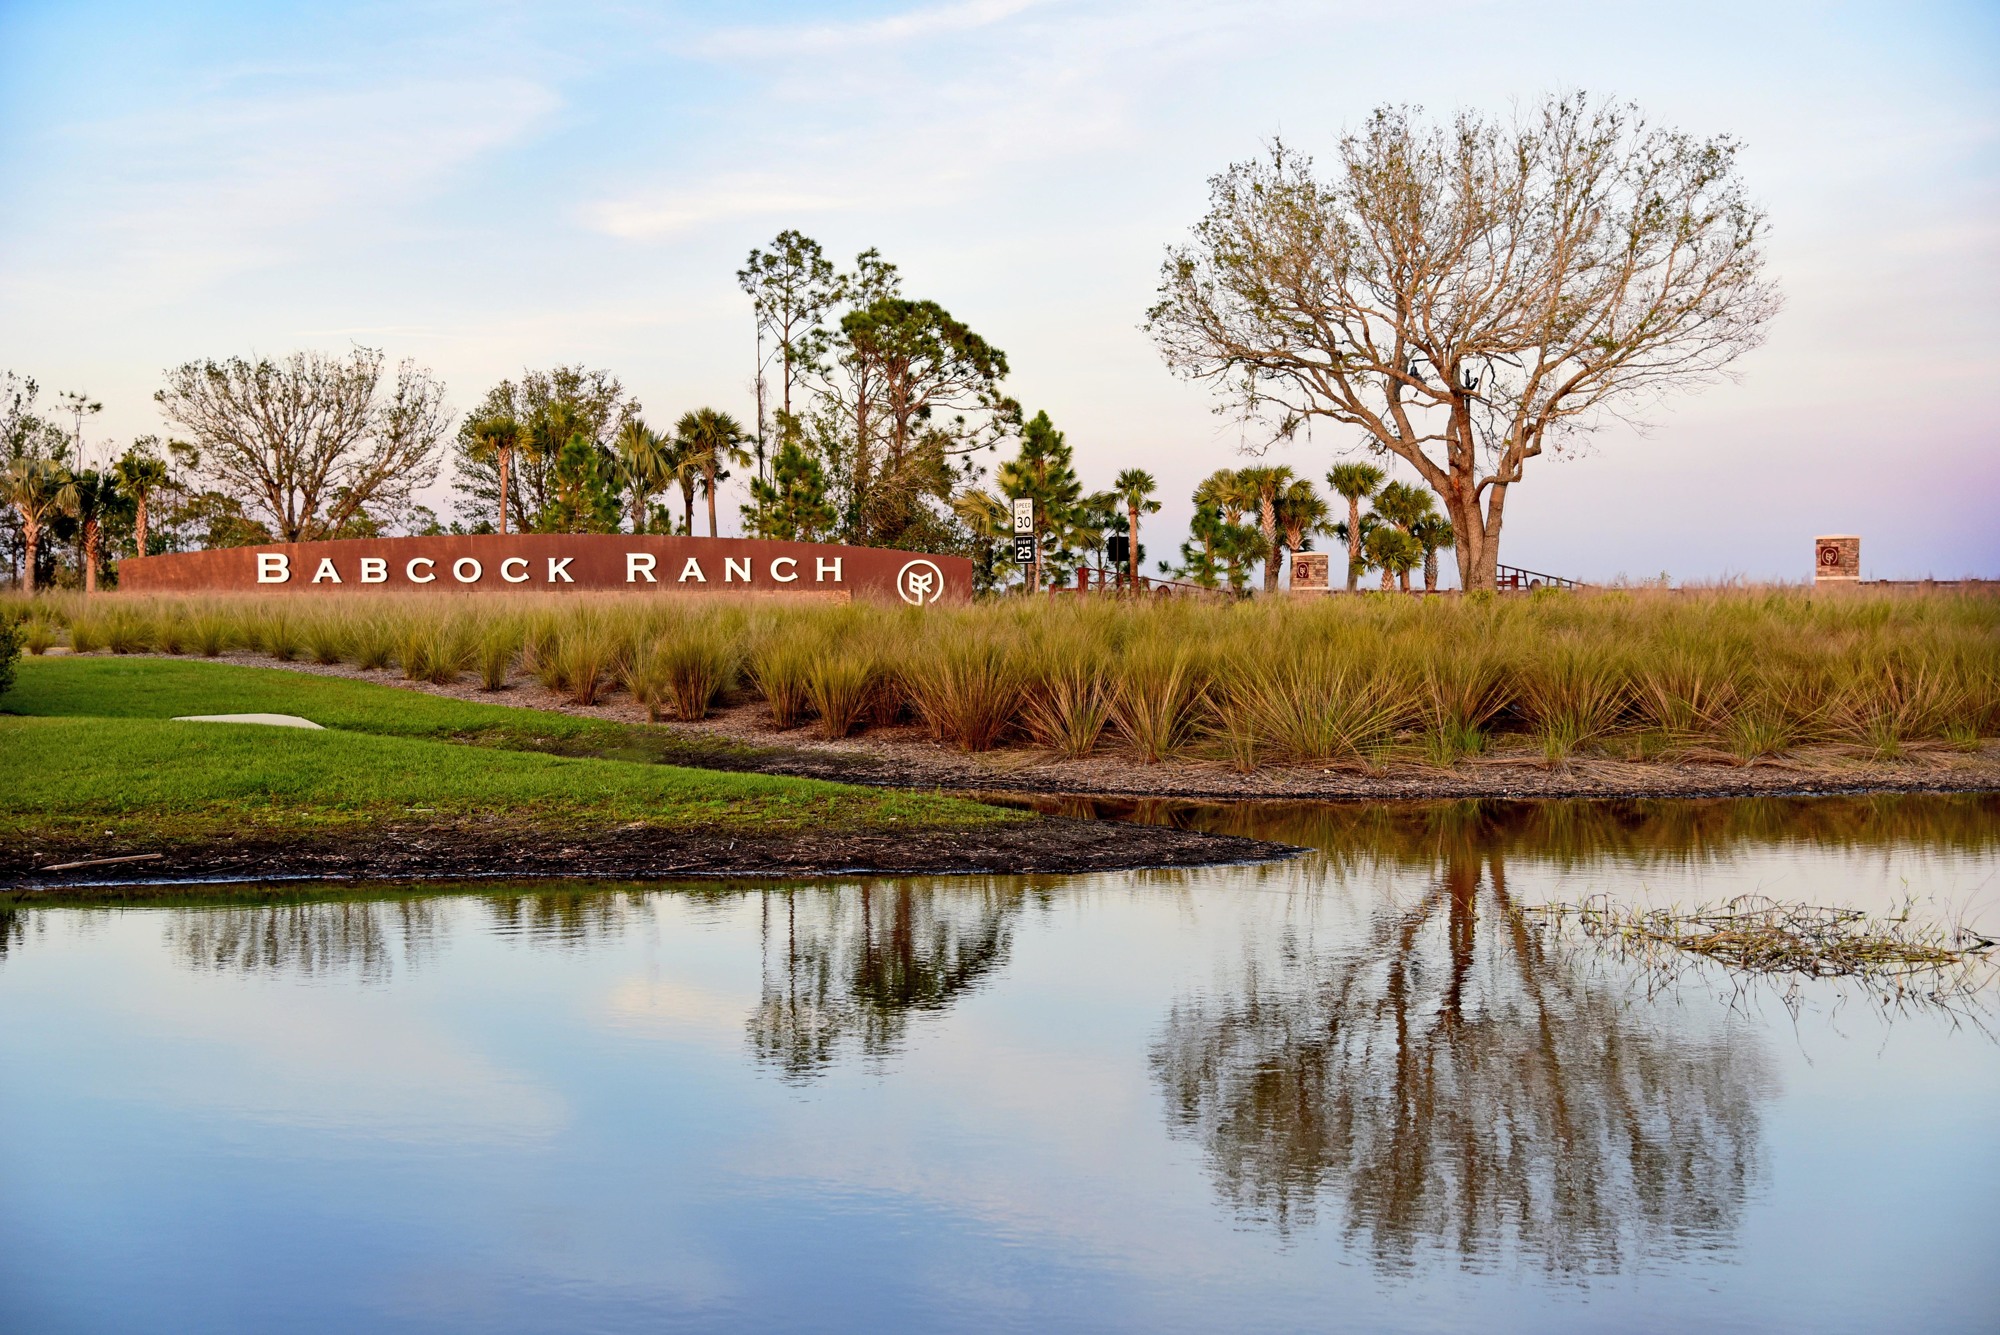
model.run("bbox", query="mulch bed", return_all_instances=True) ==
[138,650,2000,802]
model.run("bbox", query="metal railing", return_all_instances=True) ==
[1495,563,1582,591]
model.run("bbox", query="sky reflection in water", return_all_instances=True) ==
[2,796,1997,1334]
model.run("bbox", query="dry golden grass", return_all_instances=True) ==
[6,585,1996,769]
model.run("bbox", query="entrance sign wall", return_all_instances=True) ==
[119,535,972,604]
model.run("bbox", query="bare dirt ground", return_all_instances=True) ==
[103,651,2000,802]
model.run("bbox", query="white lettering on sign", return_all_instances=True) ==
[770,557,798,583]
[627,553,657,583]
[359,557,387,584]
[407,557,436,584]
[453,557,482,584]
[311,558,341,584]
[725,557,751,583]
[816,557,843,582]
[547,557,574,583]
[500,557,529,584]
[256,553,290,584]
[679,557,707,583]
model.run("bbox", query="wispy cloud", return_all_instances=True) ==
[697,0,1052,58]
[584,176,860,240]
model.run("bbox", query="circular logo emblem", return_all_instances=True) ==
[896,559,945,606]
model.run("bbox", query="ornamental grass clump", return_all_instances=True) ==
[1418,645,1510,766]
[349,615,393,671]
[103,607,154,654]
[1633,643,1743,742]
[476,619,522,691]
[67,614,104,654]
[659,636,738,721]
[422,618,477,686]
[1518,639,1631,763]
[1113,643,1209,763]
[255,610,302,662]
[303,611,350,666]
[189,612,233,658]
[152,607,189,655]
[395,617,433,682]
[1017,609,1119,758]
[908,630,1026,752]
[23,619,57,655]
[807,650,879,739]
[1231,652,1417,764]
[749,633,817,729]
[553,622,619,706]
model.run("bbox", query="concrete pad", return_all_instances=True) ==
[172,713,325,730]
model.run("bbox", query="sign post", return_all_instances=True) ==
[1011,497,1037,592]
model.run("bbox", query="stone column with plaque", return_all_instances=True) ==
[1814,535,1860,584]
[1290,552,1330,594]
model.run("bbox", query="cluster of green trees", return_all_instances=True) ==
[450,366,756,539]
[1166,462,1454,594]
[3,373,196,593]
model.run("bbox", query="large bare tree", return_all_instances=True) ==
[155,348,449,543]
[1148,95,1780,590]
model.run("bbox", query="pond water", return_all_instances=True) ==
[3,796,1998,1334]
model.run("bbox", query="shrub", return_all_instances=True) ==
[1114,644,1207,763]
[749,634,817,729]
[907,633,1025,752]
[0,620,18,700]
[807,650,878,739]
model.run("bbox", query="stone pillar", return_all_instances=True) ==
[1814,535,1860,584]
[1289,552,1330,594]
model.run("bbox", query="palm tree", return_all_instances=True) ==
[1233,464,1297,594]
[675,409,751,538]
[112,447,170,559]
[613,419,670,535]
[1193,468,1261,592]
[1325,462,1386,593]
[1410,514,1456,592]
[1372,481,1437,591]
[467,415,522,534]
[3,457,71,594]
[1365,526,1423,592]
[62,471,124,594]
[1273,479,1330,581]
[1111,468,1160,590]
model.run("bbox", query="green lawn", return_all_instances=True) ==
[0,657,1009,846]
[2,656,767,763]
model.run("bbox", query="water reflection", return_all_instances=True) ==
[749,879,1037,1080]
[169,898,449,980]
[482,887,655,947]
[1151,845,1773,1271]
[0,908,26,960]
[1026,792,2000,867]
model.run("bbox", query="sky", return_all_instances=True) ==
[1,0,1995,583]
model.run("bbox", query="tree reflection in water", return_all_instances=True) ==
[1151,841,1774,1274]
[749,879,1038,1080]
[481,888,657,948]
[168,897,450,980]
[0,908,27,961]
